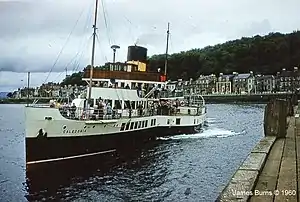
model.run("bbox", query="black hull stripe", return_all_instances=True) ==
[26,125,201,162]
[26,149,116,165]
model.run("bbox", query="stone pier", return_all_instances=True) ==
[217,99,299,202]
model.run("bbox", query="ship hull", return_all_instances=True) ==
[25,106,207,165]
[26,125,200,164]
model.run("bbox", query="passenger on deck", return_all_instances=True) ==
[125,84,130,89]
[70,103,76,118]
[106,103,112,115]
[49,100,55,108]
[137,104,143,117]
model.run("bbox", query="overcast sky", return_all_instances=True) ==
[0,0,299,92]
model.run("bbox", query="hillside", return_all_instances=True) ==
[147,31,300,80]
[0,92,8,98]
[61,31,300,85]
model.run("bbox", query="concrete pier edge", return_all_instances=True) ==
[216,136,277,202]
[217,99,298,202]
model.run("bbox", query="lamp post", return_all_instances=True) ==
[111,45,120,66]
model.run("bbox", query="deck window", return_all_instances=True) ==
[167,119,170,124]
[142,121,145,128]
[176,118,180,125]
[130,122,134,130]
[134,122,138,129]
[138,121,142,128]
[153,119,156,126]
[145,120,148,127]
[125,122,130,130]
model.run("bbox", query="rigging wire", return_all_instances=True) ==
[43,3,87,84]
[100,0,113,46]
[123,16,136,44]
[71,2,95,73]
[53,2,94,83]
[73,36,93,72]
[96,34,108,63]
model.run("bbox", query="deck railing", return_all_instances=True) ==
[58,104,205,121]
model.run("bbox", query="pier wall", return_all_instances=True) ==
[217,98,297,201]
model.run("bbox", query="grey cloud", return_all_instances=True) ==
[1,0,300,91]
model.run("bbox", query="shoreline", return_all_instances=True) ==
[0,93,295,104]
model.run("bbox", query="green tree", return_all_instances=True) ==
[62,31,300,84]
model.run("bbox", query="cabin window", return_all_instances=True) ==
[138,121,142,128]
[145,120,148,127]
[142,121,145,128]
[194,119,196,124]
[176,118,181,125]
[130,122,134,130]
[120,123,125,131]
[151,119,156,126]
[125,122,130,130]
[114,100,122,109]
[134,122,138,129]
[167,119,170,124]
[121,82,125,88]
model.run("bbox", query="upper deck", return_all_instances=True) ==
[83,65,166,82]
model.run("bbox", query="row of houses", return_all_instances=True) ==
[11,67,300,99]
[12,83,86,98]
[166,67,300,95]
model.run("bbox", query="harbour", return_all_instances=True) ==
[1,0,299,201]
[0,103,264,201]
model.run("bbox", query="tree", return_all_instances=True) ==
[62,31,300,85]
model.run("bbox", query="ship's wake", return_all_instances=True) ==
[157,128,245,141]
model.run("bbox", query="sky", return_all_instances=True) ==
[0,0,299,92]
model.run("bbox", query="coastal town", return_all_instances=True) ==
[3,66,300,100]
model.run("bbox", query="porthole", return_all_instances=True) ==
[63,125,67,130]
[93,126,95,128]
[84,126,87,129]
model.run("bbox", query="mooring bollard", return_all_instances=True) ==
[264,99,287,138]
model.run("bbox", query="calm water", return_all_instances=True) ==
[0,104,264,202]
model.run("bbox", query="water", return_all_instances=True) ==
[0,104,264,202]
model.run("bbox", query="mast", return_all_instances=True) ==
[88,0,99,100]
[164,22,170,76]
[27,72,30,107]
